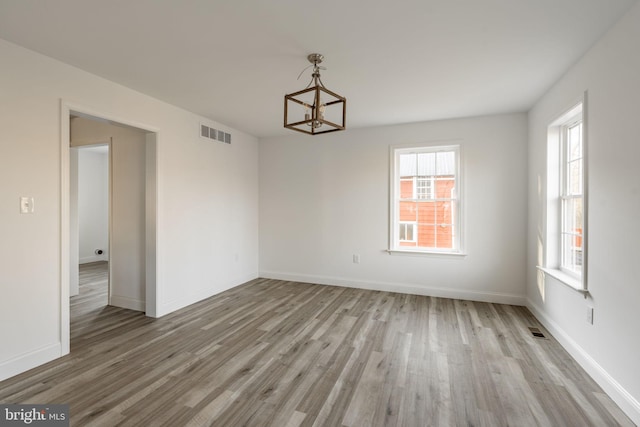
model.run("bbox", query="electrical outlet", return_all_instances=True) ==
[353,254,360,264]
[20,196,34,214]
[586,306,594,324]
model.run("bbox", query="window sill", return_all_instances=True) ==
[387,249,467,258]
[537,266,587,293]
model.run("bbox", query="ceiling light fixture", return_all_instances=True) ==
[284,53,346,135]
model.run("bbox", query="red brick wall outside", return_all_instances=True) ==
[399,177,455,249]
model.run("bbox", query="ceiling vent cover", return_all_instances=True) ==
[200,124,231,144]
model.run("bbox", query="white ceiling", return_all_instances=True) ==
[0,0,636,138]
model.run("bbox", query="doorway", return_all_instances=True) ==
[60,103,158,355]
[71,143,110,314]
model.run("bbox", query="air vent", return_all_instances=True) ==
[528,327,547,339]
[200,124,231,144]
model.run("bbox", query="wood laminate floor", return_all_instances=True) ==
[0,262,634,426]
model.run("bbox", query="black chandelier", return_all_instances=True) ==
[284,53,346,135]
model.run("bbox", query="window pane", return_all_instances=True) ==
[417,201,436,224]
[562,197,583,272]
[416,177,433,199]
[399,153,417,177]
[568,160,582,195]
[568,123,582,160]
[563,197,583,236]
[561,235,582,273]
[436,151,456,175]
[417,152,435,176]
[436,176,455,198]
[437,200,453,225]
[418,224,437,248]
[399,201,417,222]
[400,178,414,199]
[436,225,454,249]
[399,223,416,244]
[575,198,583,233]
[406,224,414,241]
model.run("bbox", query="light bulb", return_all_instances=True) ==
[318,103,326,120]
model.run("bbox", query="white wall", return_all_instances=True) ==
[0,38,259,381]
[77,148,109,264]
[527,2,640,423]
[110,128,146,311]
[260,114,528,304]
[69,149,80,296]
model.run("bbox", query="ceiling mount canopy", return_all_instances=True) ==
[284,53,346,135]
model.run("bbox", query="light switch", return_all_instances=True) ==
[20,197,34,214]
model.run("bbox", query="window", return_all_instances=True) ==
[542,98,587,290]
[399,222,417,242]
[561,119,584,276]
[390,144,462,253]
[416,177,434,199]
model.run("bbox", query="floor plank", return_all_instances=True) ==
[0,262,634,426]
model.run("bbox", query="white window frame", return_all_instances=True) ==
[415,176,435,200]
[389,143,464,255]
[540,95,588,292]
[398,222,417,242]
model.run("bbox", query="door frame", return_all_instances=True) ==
[60,100,159,355]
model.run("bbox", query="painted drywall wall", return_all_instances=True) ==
[77,148,109,264]
[72,118,148,311]
[69,149,80,296]
[0,38,259,381]
[145,134,157,316]
[110,130,145,311]
[260,113,528,305]
[527,2,640,423]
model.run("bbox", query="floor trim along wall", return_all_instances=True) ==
[259,271,526,306]
[79,256,108,264]
[527,299,640,426]
[156,272,259,318]
[0,343,61,383]
[110,296,145,312]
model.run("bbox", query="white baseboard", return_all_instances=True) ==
[259,270,526,306]
[110,295,145,312]
[158,289,228,318]
[527,299,640,426]
[156,272,259,318]
[79,255,107,264]
[0,342,61,382]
